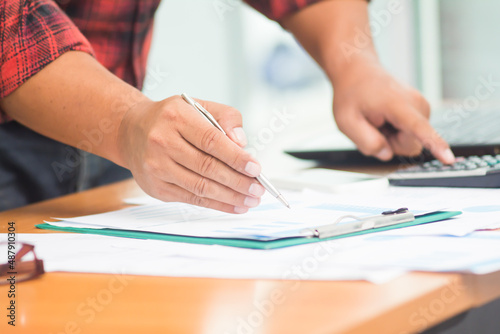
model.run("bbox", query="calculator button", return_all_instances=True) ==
[431,160,442,167]
[389,154,500,187]
[464,163,478,170]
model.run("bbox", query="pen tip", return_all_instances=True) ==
[277,195,290,209]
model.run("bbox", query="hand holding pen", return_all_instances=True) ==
[117,94,288,214]
[182,93,289,208]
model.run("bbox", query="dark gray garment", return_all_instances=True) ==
[0,121,131,211]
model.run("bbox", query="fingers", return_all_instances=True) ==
[150,181,254,214]
[387,131,422,157]
[335,106,394,160]
[387,107,455,164]
[377,88,454,163]
[179,106,261,178]
[197,99,248,147]
[146,133,266,206]
[328,59,455,164]
[378,122,422,157]
[129,95,265,214]
[167,162,262,209]
[335,99,454,164]
[170,142,265,198]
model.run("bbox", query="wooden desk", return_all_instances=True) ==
[1,179,500,334]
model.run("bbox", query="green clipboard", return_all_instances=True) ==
[35,211,461,250]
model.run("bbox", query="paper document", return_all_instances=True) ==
[47,184,500,241]
[320,186,500,236]
[47,190,433,240]
[5,233,405,284]
[116,185,500,239]
[269,169,388,193]
[7,230,500,284]
[332,231,500,275]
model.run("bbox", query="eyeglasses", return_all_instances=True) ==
[0,242,45,284]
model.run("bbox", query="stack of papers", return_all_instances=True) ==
[46,186,500,240]
[45,190,439,241]
[6,233,405,284]
[17,184,500,284]
[6,230,500,285]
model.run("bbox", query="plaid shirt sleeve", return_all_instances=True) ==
[244,0,322,21]
[0,0,94,122]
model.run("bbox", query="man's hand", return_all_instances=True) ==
[117,96,265,214]
[282,0,455,164]
[1,52,264,214]
[332,59,455,163]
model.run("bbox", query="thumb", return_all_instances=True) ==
[197,99,247,148]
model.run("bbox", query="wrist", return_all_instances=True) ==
[114,95,154,169]
[282,0,379,88]
[326,50,381,88]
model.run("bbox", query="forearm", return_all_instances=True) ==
[281,0,376,85]
[0,50,267,213]
[281,0,454,163]
[0,51,150,167]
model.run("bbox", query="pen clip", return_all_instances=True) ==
[181,93,226,134]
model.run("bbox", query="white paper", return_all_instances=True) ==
[8,229,500,284]
[303,187,500,237]
[32,185,500,281]
[47,189,439,240]
[3,233,404,284]
[329,231,500,274]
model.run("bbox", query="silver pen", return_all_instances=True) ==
[181,93,290,208]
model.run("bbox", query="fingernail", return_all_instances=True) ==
[234,206,248,214]
[232,127,247,147]
[244,196,260,208]
[442,148,455,164]
[245,161,261,177]
[248,183,265,197]
[375,147,393,161]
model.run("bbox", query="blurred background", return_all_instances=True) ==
[143,0,500,173]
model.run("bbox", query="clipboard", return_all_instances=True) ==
[35,210,461,250]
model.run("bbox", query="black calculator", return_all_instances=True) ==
[388,155,500,188]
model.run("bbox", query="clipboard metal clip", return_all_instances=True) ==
[300,208,415,239]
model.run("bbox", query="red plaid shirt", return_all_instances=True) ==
[0,0,320,122]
